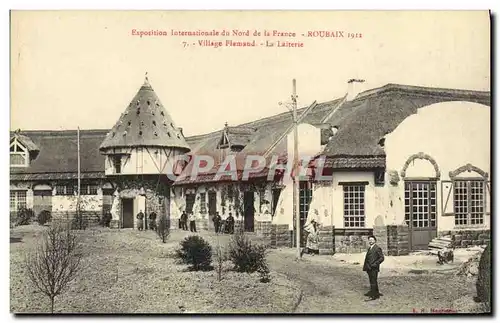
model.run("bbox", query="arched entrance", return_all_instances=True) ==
[401,152,441,250]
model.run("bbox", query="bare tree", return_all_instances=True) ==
[156,215,170,243]
[24,224,83,313]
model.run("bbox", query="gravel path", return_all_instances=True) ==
[267,251,476,314]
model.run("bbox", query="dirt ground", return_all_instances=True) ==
[10,225,483,314]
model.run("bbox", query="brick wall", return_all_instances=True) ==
[438,229,491,248]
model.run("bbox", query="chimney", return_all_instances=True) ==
[346,79,365,101]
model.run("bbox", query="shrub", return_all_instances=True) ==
[16,208,35,226]
[176,235,213,271]
[475,243,491,311]
[228,231,271,282]
[100,212,112,227]
[37,210,52,225]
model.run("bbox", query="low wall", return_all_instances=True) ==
[374,225,409,256]
[334,229,373,254]
[318,226,335,255]
[269,224,291,248]
[439,229,491,248]
[52,210,100,225]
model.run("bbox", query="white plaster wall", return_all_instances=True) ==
[384,101,490,231]
[104,147,185,175]
[52,194,103,214]
[287,123,322,165]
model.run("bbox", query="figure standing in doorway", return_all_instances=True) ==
[136,210,145,231]
[363,235,385,301]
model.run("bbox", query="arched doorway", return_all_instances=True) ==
[401,152,441,250]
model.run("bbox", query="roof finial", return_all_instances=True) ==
[144,72,149,85]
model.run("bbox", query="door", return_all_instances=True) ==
[208,191,217,216]
[122,198,134,228]
[299,181,313,247]
[244,191,255,232]
[185,194,196,214]
[404,181,438,250]
[33,190,52,216]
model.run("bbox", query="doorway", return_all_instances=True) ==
[208,191,217,217]
[122,198,134,228]
[298,181,313,247]
[243,191,255,232]
[404,181,438,250]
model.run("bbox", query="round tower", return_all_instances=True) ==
[99,74,191,229]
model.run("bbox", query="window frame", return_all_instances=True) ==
[10,190,27,211]
[10,139,29,167]
[341,182,367,228]
[453,179,486,227]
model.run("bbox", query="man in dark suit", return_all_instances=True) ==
[363,235,385,300]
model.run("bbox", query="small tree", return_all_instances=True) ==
[215,231,227,281]
[156,215,170,243]
[24,224,83,313]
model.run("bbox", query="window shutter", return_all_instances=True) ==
[441,180,454,216]
[485,181,491,215]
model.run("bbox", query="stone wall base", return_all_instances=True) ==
[438,229,491,248]
[334,228,373,254]
[374,225,409,256]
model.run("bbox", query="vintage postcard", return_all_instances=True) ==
[9,10,491,314]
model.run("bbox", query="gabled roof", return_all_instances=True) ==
[10,130,108,180]
[99,77,191,152]
[10,132,40,152]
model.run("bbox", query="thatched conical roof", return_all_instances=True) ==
[99,76,191,152]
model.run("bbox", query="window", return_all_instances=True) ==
[454,180,485,226]
[200,192,207,214]
[10,191,27,211]
[81,184,98,195]
[112,156,122,174]
[10,140,28,167]
[343,184,365,227]
[55,184,76,196]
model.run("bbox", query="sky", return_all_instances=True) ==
[10,10,490,137]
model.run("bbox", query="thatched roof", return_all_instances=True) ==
[99,77,191,152]
[322,84,490,158]
[10,129,107,180]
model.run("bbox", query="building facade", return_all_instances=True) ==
[10,80,491,254]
